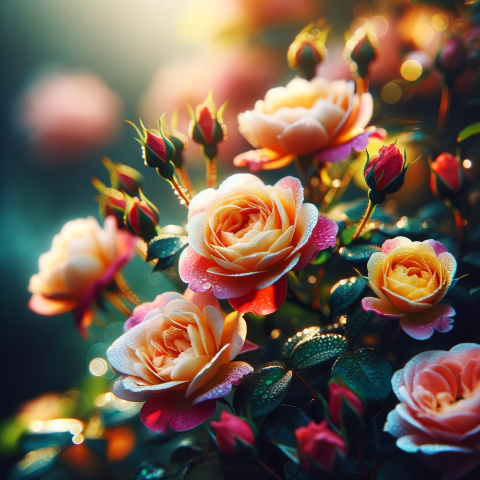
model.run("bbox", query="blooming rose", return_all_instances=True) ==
[295,420,347,474]
[235,77,384,171]
[28,216,136,335]
[211,411,256,457]
[362,237,456,340]
[106,289,253,433]
[385,344,480,479]
[179,174,338,315]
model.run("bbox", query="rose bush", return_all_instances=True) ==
[28,216,136,335]
[106,289,253,433]
[234,77,384,170]
[385,343,480,479]
[179,174,338,315]
[362,237,456,340]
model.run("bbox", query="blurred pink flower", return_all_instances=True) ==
[139,48,283,163]
[20,70,122,158]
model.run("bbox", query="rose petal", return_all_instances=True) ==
[362,297,405,318]
[314,130,374,163]
[239,339,260,354]
[186,212,211,259]
[113,376,188,402]
[399,304,455,340]
[220,311,247,361]
[423,239,447,256]
[140,390,216,433]
[228,275,287,315]
[278,117,330,155]
[188,188,217,220]
[381,236,412,255]
[191,361,254,405]
[28,294,75,316]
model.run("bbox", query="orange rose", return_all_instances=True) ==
[362,237,456,340]
[235,77,383,170]
[107,289,253,433]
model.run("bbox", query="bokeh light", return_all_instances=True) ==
[463,159,472,169]
[401,59,423,81]
[89,358,108,376]
[431,13,449,31]
[381,82,402,104]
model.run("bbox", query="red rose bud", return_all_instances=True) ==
[435,35,467,83]
[295,420,346,475]
[189,91,227,156]
[92,178,127,227]
[287,22,329,80]
[329,381,364,427]
[102,157,144,196]
[124,190,159,239]
[364,143,408,204]
[210,412,256,457]
[430,153,465,200]
[127,118,176,173]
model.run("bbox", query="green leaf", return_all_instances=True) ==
[341,225,357,245]
[339,245,381,264]
[329,277,366,317]
[152,256,175,272]
[282,326,321,361]
[457,122,480,142]
[331,348,392,402]
[170,439,203,464]
[147,234,188,261]
[290,334,348,370]
[233,366,293,419]
[284,461,309,480]
[343,307,372,344]
[273,443,300,463]
[311,248,332,265]
[470,286,480,299]
[263,406,310,447]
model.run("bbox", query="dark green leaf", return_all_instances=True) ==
[343,307,372,344]
[457,122,480,142]
[147,234,188,261]
[263,406,310,447]
[132,460,170,480]
[284,461,309,480]
[329,277,366,317]
[152,256,175,272]
[283,326,321,361]
[233,366,293,419]
[290,334,348,370]
[331,348,392,402]
[170,439,202,464]
[274,443,300,463]
[339,245,381,264]
[311,248,332,265]
[471,286,480,299]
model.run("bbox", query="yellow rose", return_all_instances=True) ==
[362,237,457,340]
[28,216,135,334]
[235,77,382,170]
[107,289,253,433]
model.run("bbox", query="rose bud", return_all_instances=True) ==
[350,30,378,78]
[435,34,467,85]
[124,190,160,240]
[430,152,466,201]
[102,157,144,196]
[364,143,408,204]
[188,91,227,160]
[210,412,256,458]
[287,22,329,80]
[328,380,365,434]
[295,420,346,475]
[92,178,127,228]
[127,117,176,180]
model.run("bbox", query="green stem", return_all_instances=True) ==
[257,460,284,480]
[352,199,376,241]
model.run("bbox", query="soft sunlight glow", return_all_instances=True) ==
[89,358,108,376]
[431,13,449,31]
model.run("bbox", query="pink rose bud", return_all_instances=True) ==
[295,420,347,474]
[328,381,364,426]
[102,157,144,196]
[124,190,159,239]
[430,152,464,199]
[364,143,407,203]
[210,412,255,457]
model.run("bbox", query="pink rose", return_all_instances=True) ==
[179,174,338,315]
[28,216,136,336]
[385,343,480,479]
[107,289,253,433]
[210,411,256,457]
[362,237,456,340]
[295,420,347,474]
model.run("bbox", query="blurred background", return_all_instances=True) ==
[1,0,479,478]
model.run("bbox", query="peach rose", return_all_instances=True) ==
[179,174,338,315]
[235,77,384,171]
[362,237,457,340]
[385,344,480,479]
[106,289,253,433]
[28,216,136,335]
